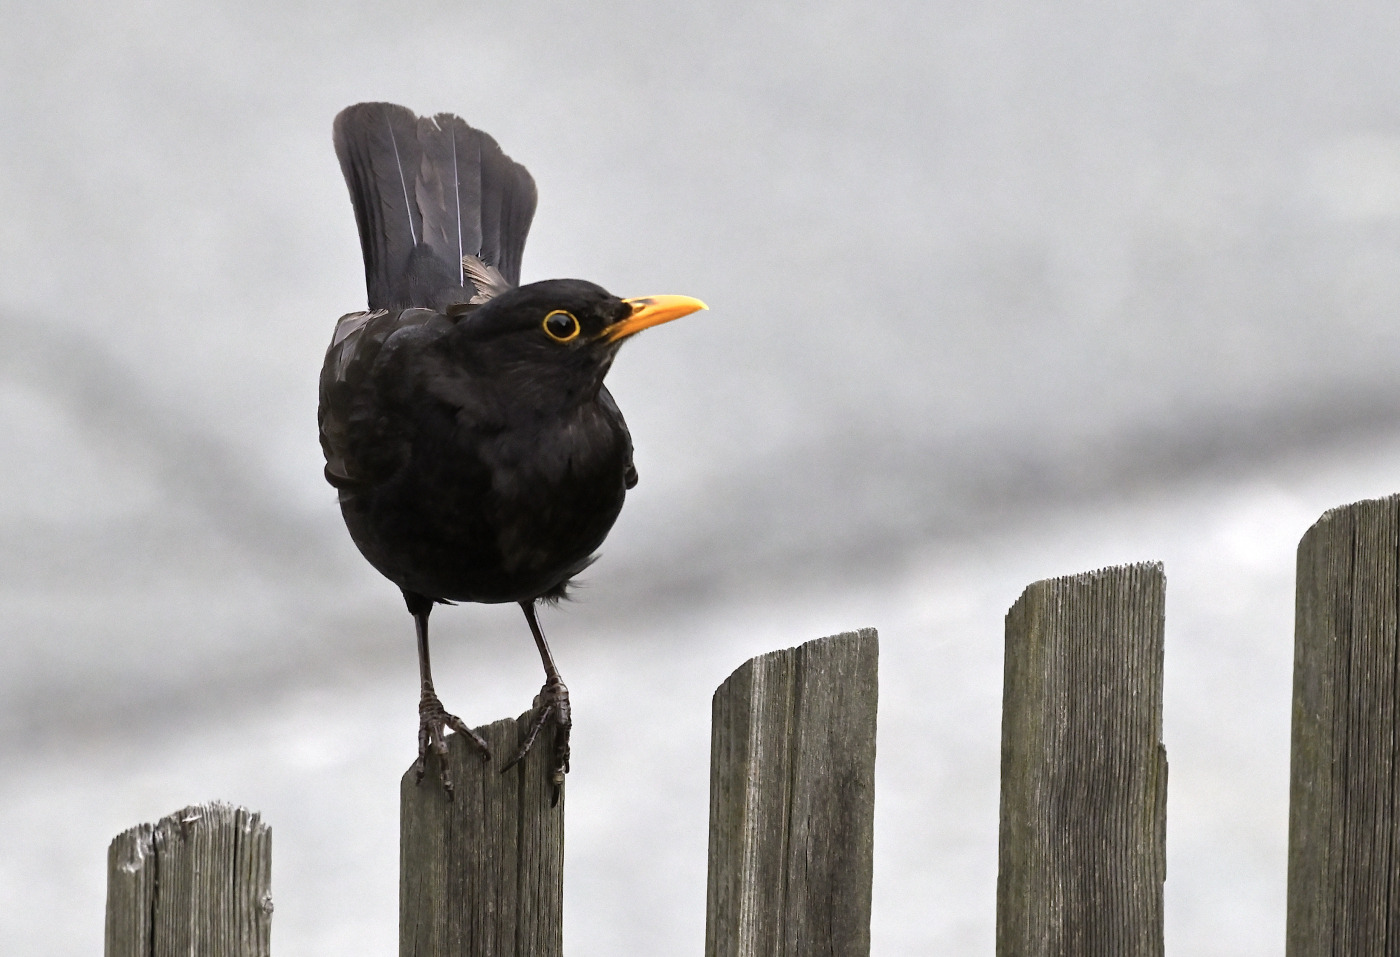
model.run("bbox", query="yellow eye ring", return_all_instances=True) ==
[542,310,580,342]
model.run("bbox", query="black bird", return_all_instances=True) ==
[319,102,705,798]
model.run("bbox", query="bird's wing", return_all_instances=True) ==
[333,103,538,311]
[318,307,451,490]
[598,385,638,489]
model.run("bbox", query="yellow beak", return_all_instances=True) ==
[605,295,708,342]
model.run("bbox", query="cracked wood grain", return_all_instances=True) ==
[105,802,271,957]
[997,562,1167,957]
[1289,495,1400,956]
[705,628,879,957]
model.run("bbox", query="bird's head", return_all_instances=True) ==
[447,278,706,404]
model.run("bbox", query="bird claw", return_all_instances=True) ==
[501,677,571,804]
[414,690,491,800]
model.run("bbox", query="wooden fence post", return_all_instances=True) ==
[399,713,565,957]
[1288,495,1400,955]
[997,562,1168,957]
[704,627,879,957]
[104,802,272,957]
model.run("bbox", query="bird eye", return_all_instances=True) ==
[542,310,581,342]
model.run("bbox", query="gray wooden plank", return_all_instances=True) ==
[1288,495,1400,956]
[399,713,564,957]
[996,562,1167,957]
[104,802,272,957]
[705,628,879,957]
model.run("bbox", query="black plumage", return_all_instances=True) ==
[331,104,536,309]
[319,102,704,798]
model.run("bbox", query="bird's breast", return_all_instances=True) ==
[339,398,632,603]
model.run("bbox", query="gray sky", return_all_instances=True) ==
[4,1,1400,953]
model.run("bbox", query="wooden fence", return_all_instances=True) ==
[103,494,1400,955]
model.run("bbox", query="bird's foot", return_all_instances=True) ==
[502,676,571,804]
[414,689,491,800]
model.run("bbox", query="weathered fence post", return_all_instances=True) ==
[104,802,272,957]
[1288,495,1400,955]
[997,562,1168,957]
[399,713,565,957]
[704,627,879,957]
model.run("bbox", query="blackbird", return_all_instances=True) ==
[319,102,705,799]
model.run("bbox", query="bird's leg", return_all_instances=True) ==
[406,592,490,800]
[502,600,571,801]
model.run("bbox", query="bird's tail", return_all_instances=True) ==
[332,102,538,311]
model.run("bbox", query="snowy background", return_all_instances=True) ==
[5,1,1400,953]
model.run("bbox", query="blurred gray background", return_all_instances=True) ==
[5,1,1400,953]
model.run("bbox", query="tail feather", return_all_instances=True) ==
[492,158,538,287]
[333,102,537,311]
[416,113,476,289]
